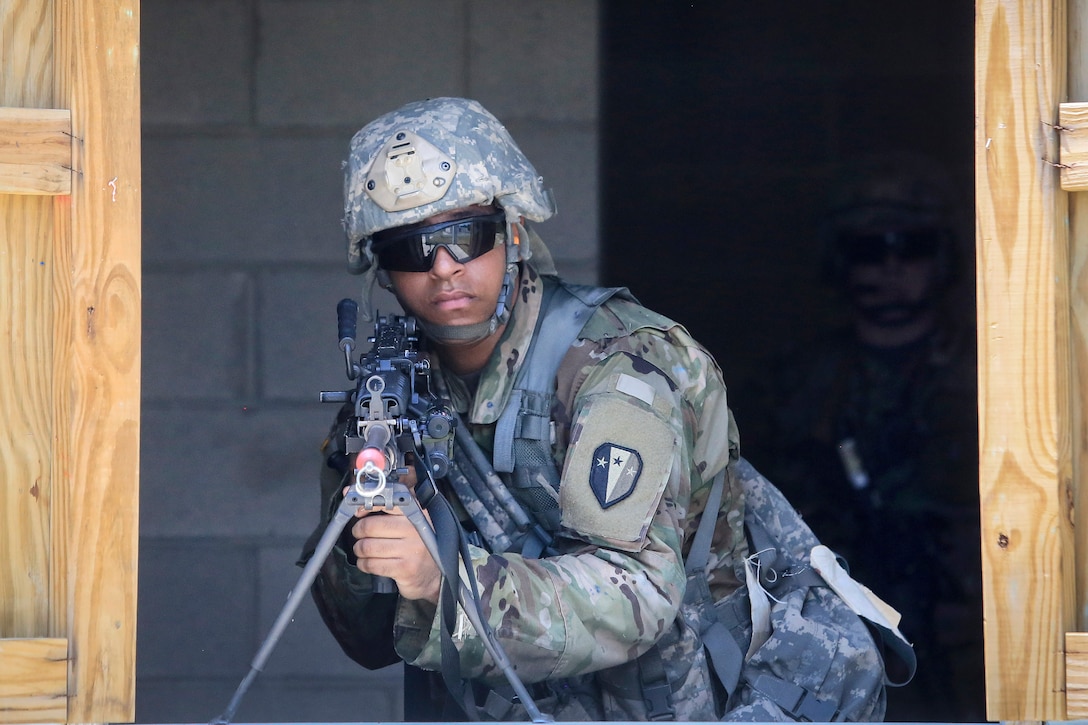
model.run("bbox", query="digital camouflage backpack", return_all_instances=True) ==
[686,458,916,721]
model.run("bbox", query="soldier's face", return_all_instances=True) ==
[386,207,509,331]
[846,253,939,327]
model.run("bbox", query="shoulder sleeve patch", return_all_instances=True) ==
[560,395,678,548]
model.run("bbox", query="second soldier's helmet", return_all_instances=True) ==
[343,97,556,275]
[821,153,961,288]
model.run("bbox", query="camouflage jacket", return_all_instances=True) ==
[301,263,746,720]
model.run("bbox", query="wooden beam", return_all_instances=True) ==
[1067,0,1088,641]
[53,2,141,722]
[0,638,68,725]
[0,106,71,195]
[976,0,1076,720]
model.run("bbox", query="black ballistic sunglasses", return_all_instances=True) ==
[372,211,506,272]
[837,228,944,265]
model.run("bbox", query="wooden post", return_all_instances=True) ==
[976,0,1077,720]
[55,2,141,721]
[1067,0,1088,644]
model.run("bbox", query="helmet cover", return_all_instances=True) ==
[826,153,955,236]
[822,153,961,285]
[344,97,555,274]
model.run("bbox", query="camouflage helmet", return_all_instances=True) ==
[343,97,556,274]
[822,152,960,286]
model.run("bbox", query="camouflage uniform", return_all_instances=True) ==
[735,321,982,721]
[301,262,748,721]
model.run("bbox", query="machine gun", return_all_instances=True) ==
[211,299,549,724]
[319,300,455,593]
[321,299,455,507]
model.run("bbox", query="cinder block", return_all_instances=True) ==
[137,538,258,678]
[257,0,466,127]
[141,0,252,126]
[469,0,598,122]
[503,120,598,273]
[142,270,254,402]
[259,268,403,402]
[142,135,347,266]
[139,404,338,538]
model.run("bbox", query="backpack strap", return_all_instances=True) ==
[683,468,747,706]
[448,277,629,556]
[686,468,729,575]
[494,278,624,473]
[597,469,740,722]
[492,277,628,540]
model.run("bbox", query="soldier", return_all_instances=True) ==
[298,97,748,721]
[736,154,983,721]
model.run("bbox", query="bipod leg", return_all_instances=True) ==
[212,479,551,724]
[209,495,359,724]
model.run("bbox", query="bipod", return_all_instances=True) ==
[210,469,551,724]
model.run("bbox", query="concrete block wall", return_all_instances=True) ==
[138,2,598,722]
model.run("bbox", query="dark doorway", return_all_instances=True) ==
[601,4,981,722]
[601,1,974,387]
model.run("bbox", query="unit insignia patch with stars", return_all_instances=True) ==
[589,443,643,508]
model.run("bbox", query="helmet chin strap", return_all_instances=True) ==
[414,261,517,345]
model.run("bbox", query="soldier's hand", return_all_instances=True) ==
[351,507,441,603]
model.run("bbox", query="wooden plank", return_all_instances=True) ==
[976,0,1076,720]
[0,106,71,194]
[0,0,56,647]
[1058,102,1088,190]
[0,638,68,724]
[1068,633,1088,718]
[53,2,141,722]
[0,194,54,640]
[0,0,54,108]
[1067,0,1088,643]
[0,7,68,723]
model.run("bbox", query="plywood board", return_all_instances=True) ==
[1067,632,1088,718]
[1058,102,1088,190]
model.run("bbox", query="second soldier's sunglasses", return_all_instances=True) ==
[837,229,943,265]
[372,210,506,272]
